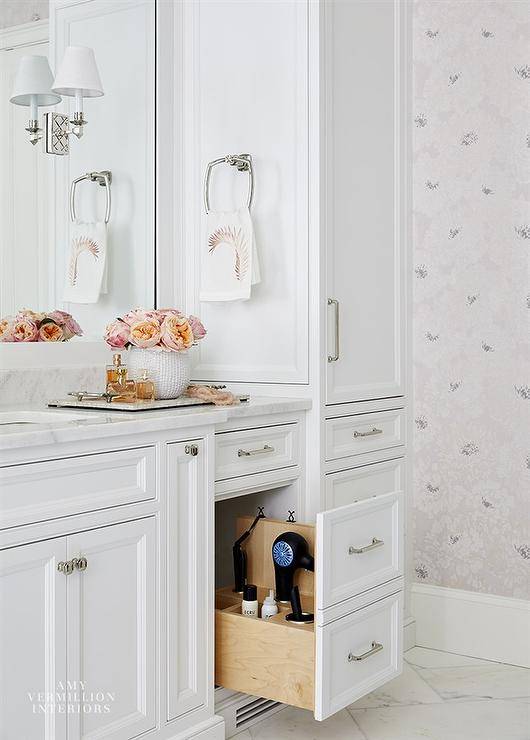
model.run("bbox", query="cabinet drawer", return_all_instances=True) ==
[215,424,299,481]
[325,409,405,461]
[0,447,156,529]
[215,588,402,722]
[325,458,405,509]
[317,491,403,608]
[315,590,402,719]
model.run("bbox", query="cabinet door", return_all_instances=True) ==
[167,441,208,720]
[0,539,67,740]
[316,491,403,610]
[325,0,408,404]
[66,518,156,740]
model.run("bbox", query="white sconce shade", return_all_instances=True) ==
[52,46,104,97]
[10,55,61,107]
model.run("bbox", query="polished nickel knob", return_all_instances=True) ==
[185,444,199,456]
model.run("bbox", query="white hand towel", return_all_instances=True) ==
[200,207,260,302]
[63,220,107,304]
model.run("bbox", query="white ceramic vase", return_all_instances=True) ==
[128,348,191,400]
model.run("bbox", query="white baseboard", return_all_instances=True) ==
[403,614,416,651]
[411,584,530,668]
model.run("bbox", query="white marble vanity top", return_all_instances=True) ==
[0,396,311,453]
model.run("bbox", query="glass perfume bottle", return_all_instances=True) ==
[108,366,137,403]
[106,353,127,392]
[136,369,155,401]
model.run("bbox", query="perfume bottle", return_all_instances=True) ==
[136,369,155,401]
[106,353,126,391]
[108,367,137,403]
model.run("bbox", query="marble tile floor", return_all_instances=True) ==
[238,647,530,740]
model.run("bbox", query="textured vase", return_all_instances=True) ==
[128,348,191,400]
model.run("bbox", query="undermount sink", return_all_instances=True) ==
[0,411,93,426]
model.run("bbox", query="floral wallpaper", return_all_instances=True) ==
[413,0,530,599]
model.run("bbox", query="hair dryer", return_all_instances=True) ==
[272,531,314,602]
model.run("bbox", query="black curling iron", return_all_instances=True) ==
[232,508,265,592]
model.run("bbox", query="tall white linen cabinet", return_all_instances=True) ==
[156,0,412,733]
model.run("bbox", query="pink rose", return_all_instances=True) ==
[62,315,83,340]
[38,322,64,342]
[189,315,206,341]
[46,310,70,325]
[129,319,162,348]
[122,308,162,327]
[161,315,194,351]
[13,318,38,342]
[104,320,130,349]
[0,318,15,342]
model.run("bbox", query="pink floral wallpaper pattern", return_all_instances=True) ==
[413,0,530,599]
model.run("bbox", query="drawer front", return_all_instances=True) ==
[315,590,403,720]
[215,424,299,481]
[0,447,156,529]
[316,491,403,609]
[325,409,405,461]
[325,458,405,509]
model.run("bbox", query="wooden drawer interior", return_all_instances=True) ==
[216,587,315,711]
[215,516,316,710]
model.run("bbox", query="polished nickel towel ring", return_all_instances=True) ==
[203,154,254,214]
[70,170,112,224]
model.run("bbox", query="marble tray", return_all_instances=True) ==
[48,395,249,413]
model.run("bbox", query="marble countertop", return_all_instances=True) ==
[0,396,311,454]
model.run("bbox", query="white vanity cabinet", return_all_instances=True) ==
[0,538,67,740]
[65,518,157,740]
[0,517,156,740]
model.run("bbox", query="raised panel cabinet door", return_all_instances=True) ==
[316,491,404,609]
[325,0,408,404]
[166,440,208,720]
[0,539,67,740]
[66,518,156,740]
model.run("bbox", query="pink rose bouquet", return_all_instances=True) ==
[0,309,83,342]
[104,308,206,351]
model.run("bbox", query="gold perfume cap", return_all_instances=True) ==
[113,353,122,366]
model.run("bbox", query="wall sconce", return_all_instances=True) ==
[10,46,104,155]
[9,55,61,145]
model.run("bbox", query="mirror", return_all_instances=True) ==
[0,0,155,341]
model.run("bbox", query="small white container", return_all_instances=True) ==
[261,589,278,620]
[242,584,258,618]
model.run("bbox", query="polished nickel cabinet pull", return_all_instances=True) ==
[72,557,88,571]
[327,298,340,362]
[185,444,199,456]
[348,641,383,662]
[349,538,384,555]
[58,557,88,574]
[353,427,383,438]
[238,444,275,457]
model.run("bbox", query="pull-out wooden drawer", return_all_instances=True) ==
[316,491,403,605]
[0,447,156,529]
[315,590,402,718]
[215,506,403,721]
[215,423,299,481]
[216,587,402,722]
[325,409,405,461]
